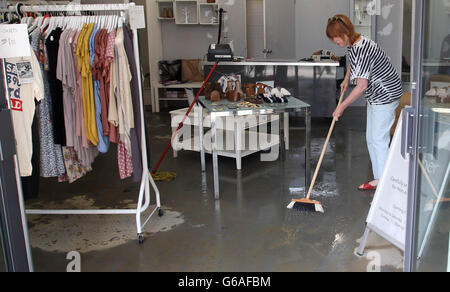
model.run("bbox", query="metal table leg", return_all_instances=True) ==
[305,107,311,192]
[198,104,206,172]
[284,112,289,151]
[235,118,242,170]
[211,113,220,200]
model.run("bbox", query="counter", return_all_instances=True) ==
[203,59,340,118]
[203,59,340,67]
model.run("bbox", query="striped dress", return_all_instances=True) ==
[348,36,403,105]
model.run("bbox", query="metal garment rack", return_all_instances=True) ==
[1,2,162,244]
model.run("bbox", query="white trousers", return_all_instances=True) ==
[366,100,399,180]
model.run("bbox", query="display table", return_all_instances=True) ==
[170,107,281,170]
[203,59,339,117]
[197,96,311,200]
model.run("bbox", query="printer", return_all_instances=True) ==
[207,44,234,62]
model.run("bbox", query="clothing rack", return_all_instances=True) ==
[1,3,130,13]
[1,2,162,244]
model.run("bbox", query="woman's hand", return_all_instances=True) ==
[340,79,349,95]
[333,104,345,121]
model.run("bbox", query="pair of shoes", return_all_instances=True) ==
[271,87,291,103]
[436,87,450,103]
[256,83,267,95]
[205,82,224,102]
[244,84,257,97]
[226,80,244,102]
[257,93,276,103]
[358,182,377,191]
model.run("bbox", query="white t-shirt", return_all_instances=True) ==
[6,52,44,177]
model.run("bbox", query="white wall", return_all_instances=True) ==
[161,0,246,60]
[295,0,351,59]
[376,0,404,76]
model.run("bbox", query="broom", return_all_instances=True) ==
[287,90,346,213]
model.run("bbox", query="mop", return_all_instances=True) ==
[287,90,346,213]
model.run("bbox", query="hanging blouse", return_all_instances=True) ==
[57,28,98,171]
[31,28,66,178]
[45,27,66,146]
[77,23,99,146]
[114,28,134,153]
[90,24,109,154]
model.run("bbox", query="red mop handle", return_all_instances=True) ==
[152,62,219,174]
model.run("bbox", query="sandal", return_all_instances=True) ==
[358,183,377,191]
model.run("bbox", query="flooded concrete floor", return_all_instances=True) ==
[27,107,403,272]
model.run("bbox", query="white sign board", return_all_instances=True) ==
[366,115,409,251]
[0,24,31,59]
[129,6,146,30]
[448,231,450,272]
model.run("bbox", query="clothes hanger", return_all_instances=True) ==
[15,3,24,22]
[41,14,51,31]
[107,14,113,32]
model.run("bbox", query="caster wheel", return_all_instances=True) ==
[138,234,145,245]
[158,208,164,217]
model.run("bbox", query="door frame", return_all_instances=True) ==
[404,0,425,273]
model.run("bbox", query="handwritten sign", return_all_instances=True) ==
[0,24,31,59]
[129,6,146,30]
[365,114,409,251]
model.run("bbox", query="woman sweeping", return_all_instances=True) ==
[326,15,403,191]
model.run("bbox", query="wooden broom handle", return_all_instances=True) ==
[306,91,346,200]
[418,159,439,198]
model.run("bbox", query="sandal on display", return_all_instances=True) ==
[271,87,289,103]
[258,93,275,103]
[226,80,243,102]
[256,83,267,95]
[235,80,245,99]
[280,88,292,102]
[436,87,450,103]
[244,83,256,97]
[358,183,377,191]
[425,87,438,97]
[207,82,224,102]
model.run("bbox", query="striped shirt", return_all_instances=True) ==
[348,36,403,105]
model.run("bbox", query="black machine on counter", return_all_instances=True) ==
[207,44,233,62]
[207,7,234,62]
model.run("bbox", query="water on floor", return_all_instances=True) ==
[27,107,403,272]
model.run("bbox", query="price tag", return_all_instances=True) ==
[0,24,31,59]
[16,60,34,84]
[129,6,146,30]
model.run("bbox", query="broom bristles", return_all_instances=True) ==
[287,199,324,213]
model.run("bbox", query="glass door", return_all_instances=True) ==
[406,0,450,272]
